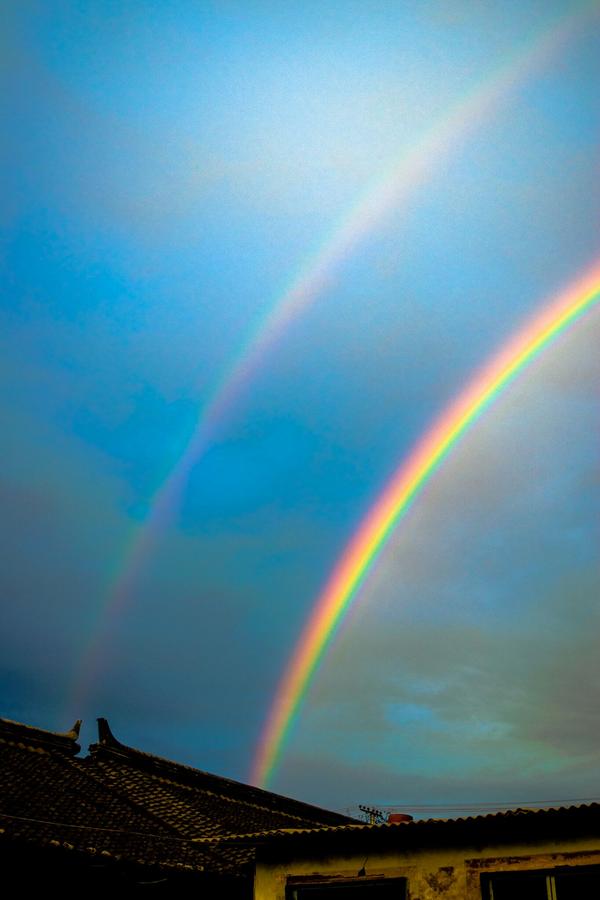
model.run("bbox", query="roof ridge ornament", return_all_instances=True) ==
[0,716,82,755]
[62,720,82,741]
[97,717,120,746]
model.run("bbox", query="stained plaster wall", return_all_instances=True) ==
[254,834,600,899]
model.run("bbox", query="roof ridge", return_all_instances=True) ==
[0,716,81,755]
[0,735,49,755]
[89,718,354,827]
[233,801,600,843]
[193,824,370,843]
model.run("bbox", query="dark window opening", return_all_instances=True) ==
[482,865,600,899]
[286,877,407,899]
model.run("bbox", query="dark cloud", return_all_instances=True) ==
[277,565,600,805]
[278,749,600,815]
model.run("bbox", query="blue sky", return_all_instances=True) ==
[1,0,599,816]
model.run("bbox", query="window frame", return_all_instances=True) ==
[481,864,600,899]
[285,875,408,899]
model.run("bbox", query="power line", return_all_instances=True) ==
[0,811,204,841]
[345,797,600,817]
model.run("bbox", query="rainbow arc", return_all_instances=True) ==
[251,262,600,787]
[65,0,598,718]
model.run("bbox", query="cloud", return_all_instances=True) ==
[278,746,600,815]
[275,564,599,810]
[281,562,600,792]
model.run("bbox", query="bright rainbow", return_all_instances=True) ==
[251,261,600,788]
[66,1,597,716]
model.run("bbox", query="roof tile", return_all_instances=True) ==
[0,715,355,875]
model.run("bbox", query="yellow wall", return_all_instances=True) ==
[255,835,600,899]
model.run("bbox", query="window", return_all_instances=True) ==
[482,865,600,899]
[286,877,407,899]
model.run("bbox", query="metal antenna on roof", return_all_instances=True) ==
[358,805,385,825]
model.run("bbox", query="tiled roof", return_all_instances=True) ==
[85,718,353,840]
[247,802,600,853]
[0,715,354,876]
[0,717,237,873]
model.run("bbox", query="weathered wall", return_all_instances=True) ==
[255,836,600,899]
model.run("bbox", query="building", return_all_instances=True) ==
[5,713,598,897]
[251,804,600,898]
[0,715,354,893]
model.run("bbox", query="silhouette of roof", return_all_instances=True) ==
[0,715,354,876]
[244,801,600,855]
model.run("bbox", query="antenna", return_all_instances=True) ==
[358,804,386,825]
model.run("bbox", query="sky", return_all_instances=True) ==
[1,0,598,818]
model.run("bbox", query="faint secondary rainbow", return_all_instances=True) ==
[252,261,600,788]
[67,1,597,716]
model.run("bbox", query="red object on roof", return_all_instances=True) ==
[387,813,414,824]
